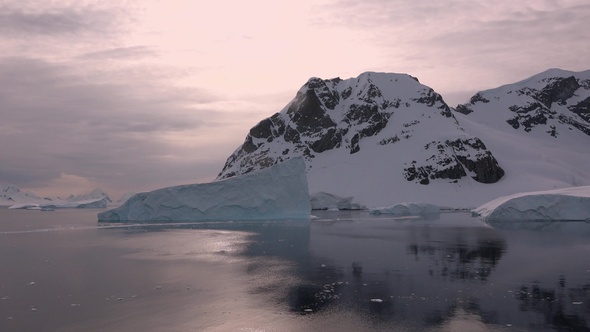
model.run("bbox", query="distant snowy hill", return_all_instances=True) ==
[218,70,590,208]
[0,184,111,209]
[66,188,112,203]
[0,184,48,206]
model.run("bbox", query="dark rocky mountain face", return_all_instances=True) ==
[403,138,504,185]
[456,71,590,138]
[217,72,504,186]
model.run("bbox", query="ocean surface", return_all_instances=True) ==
[1,208,589,331]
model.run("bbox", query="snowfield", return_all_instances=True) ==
[472,186,590,222]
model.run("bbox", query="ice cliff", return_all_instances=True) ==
[97,157,311,222]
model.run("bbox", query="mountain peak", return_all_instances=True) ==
[217,71,505,207]
[455,69,590,138]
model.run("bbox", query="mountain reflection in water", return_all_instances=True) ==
[2,209,589,331]
[238,211,589,331]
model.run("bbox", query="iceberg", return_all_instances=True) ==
[310,192,364,210]
[472,186,590,222]
[369,203,440,216]
[97,157,311,222]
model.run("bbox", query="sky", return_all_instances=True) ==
[1,0,589,199]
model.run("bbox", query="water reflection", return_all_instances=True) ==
[92,212,590,331]
[208,211,589,331]
[279,212,510,330]
[8,208,590,331]
[515,277,590,331]
[406,227,505,282]
[485,219,590,235]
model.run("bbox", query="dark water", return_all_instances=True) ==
[1,208,589,331]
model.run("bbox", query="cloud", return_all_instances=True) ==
[0,56,237,196]
[0,4,124,39]
[78,46,159,60]
[315,0,590,104]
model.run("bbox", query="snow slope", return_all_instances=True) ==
[454,69,590,198]
[473,186,590,222]
[98,157,311,222]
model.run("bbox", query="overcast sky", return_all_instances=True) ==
[1,0,589,199]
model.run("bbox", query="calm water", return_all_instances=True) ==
[1,208,589,331]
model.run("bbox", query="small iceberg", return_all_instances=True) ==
[369,202,440,216]
[472,186,590,222]
[310,192,364,210]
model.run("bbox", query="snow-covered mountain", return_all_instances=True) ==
[0,184,112,209]
[66,188,112,203]
[0,184,48,206]
[217,70,590,208]
[218,72,507,208]
[454,68,590,195]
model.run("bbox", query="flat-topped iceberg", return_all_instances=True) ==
[369,203,440,216]
[98,157,311,222]
[473,186,590,222]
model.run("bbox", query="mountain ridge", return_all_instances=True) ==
[217,68,590,208]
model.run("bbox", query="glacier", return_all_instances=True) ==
[472,186,590,222]
[97,157,311,222]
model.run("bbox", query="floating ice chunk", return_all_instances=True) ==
[369,202,440,216]
[473,186,590,222]
[98,157,311,222]
[371,299,383,303]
